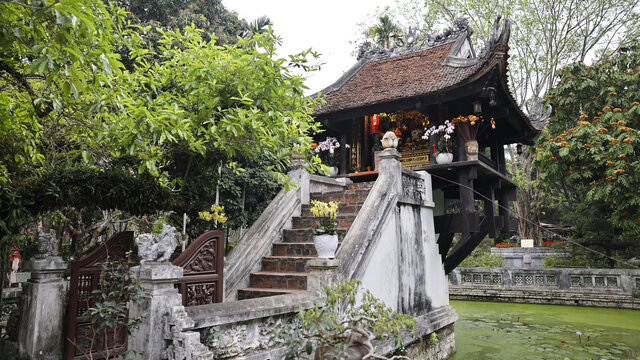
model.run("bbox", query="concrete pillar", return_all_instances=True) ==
[378,148,403,194]
[128,263,183,360]
[18,256,67,360]
[288,158,310,205]
[305,259,341,294]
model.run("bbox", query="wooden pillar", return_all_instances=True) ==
[363,116,370,170]
[339,133,348,175]
[456,165,477,235]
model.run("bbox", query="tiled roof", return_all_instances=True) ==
[315,40,487,116]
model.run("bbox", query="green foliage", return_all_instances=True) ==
[271,280,416,360]
[535,43,640,264]
[1,0,323,252]
[459,248,504,268]
[85,253,146,359]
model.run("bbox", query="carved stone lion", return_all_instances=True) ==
[135,225,178,263]
[35,229,58,259]
[381,131,399,149]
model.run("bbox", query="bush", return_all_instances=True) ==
[459,248,503,268]
[271,280,415,360]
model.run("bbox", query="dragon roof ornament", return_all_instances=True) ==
[356,16,511,63]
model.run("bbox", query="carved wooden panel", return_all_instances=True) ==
[173,230,224,306]
[65,231,135,360]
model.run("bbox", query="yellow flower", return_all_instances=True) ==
[310,200,339,220]
[596,128,608,134]
[199,204,227,224]
[579,114,588,120]
[609,91,617,96]
[606,160,613,166]
[613,108,622,113]
[549,156,557,161]
[606,176,616,181]
[623,138,633,143]
[614,169,625,175]
[618,153,627,159]
[632,102,640,106]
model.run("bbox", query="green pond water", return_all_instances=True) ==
[449,300,640,360]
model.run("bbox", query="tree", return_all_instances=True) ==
[246,15,273,36]
[0,0,323,254]
[534,43,640,264]
[366,15,404,49]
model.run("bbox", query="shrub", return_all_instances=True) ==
[272,280,415,360]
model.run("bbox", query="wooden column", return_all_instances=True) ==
[456,165,477,235]
[339,133,348,175]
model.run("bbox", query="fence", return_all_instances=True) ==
[449,266,640,309]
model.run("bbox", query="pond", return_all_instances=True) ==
[449,300,640,360]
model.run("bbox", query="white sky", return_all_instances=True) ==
[222,0,398,95]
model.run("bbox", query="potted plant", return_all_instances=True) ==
[271,280,415,360]
[451,114,496,160]
[422,120,455,164]
[314,137,350,176]
[309,200,340,258]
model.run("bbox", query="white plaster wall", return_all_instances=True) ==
[358,213,400,311]
[420,206,449,307]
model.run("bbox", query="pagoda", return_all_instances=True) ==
[313,16,549,272]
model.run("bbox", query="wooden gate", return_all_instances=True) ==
[65,231,135,360]
[172,230,224,306]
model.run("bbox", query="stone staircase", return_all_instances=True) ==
[237,181,375,300]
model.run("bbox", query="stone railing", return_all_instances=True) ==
[449,266,640,309]
[184,292,318,359]
[449,267,640,294]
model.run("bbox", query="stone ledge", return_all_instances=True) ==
[450,288,640,309]
[376,305,458,355]
[185,292,319,329]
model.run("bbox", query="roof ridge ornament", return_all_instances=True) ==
[478,15,511,58]
[526,98,552,130]
[356,17,473,61]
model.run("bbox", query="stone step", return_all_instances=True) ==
[237,287,305,300]
[272,242,318,257]
[301,202,364,216]
[250,271,307,290]
[282,228,348,243]
[262,256,314,273]
[310,189,371,204]
[291,214,356,229]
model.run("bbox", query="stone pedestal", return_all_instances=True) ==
[288,158,310,205]
[18,256,67,360]
[305,259,340,294]
[128,263,183,360]
[378,148,403,193]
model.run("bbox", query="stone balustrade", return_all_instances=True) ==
[449,266,640,309]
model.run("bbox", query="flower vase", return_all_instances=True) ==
[465,140,478,160]
[435,153,453,164]
[313,234,339,258]
[327,166,338,177]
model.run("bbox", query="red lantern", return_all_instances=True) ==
[370,114,380,133]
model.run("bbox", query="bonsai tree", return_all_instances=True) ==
[272,280,416,359]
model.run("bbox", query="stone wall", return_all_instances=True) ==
[490,247,566,268]
[449,266,640,309]
[185,292,317,359]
